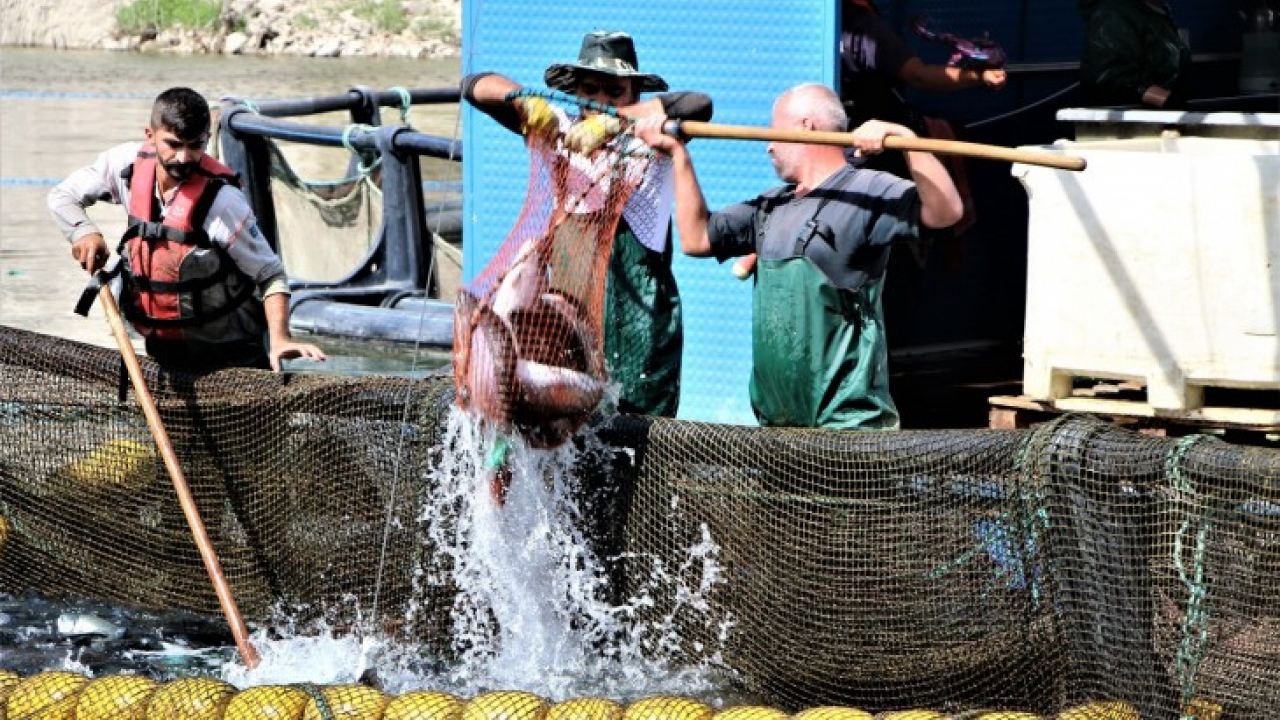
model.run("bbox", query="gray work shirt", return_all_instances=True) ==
[707,164,921,291]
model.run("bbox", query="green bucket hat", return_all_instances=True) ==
[544,31,669,94]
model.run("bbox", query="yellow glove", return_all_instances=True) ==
[513,96,556,136]
[564,114,624,154]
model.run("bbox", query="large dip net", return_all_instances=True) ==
[454,95,653,449]
[2,325,1279,718]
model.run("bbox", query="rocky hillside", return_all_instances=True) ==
[0,0,462,58]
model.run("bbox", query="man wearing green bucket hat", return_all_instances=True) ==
[462,31,712,421]
[462,32,712,592]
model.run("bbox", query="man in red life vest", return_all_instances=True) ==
[48,87,325,372]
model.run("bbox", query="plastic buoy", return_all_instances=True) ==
[76,675,158,720]
[791,708,874,720]
[384,691,464,720]
[146,677,236,720]
[1055,702,1139,720]
[224,685,310,720]
[64,439,156,490]
[462,692,550,720]
[880,710,951,720]
[624,697,714,720]
[547,698,624,720]
[301,685,388,720]
[5,671,89,720]
[711,706,790,720]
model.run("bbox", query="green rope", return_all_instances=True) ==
[341,123,381,174]
[293,683,335,720]
[504,87,620,117]
[1011,429,1050,607]
[502,87,656,163]
[486,434,511,472]
[389,85,413,125]
[1166,434,1212,719]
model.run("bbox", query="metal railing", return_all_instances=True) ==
[217,86,462,346]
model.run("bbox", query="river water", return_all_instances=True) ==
[0,47,462,373]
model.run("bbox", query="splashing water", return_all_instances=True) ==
[371,408,739,701]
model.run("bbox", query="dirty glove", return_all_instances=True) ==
[564,114,624,154]
[512,95,557,137]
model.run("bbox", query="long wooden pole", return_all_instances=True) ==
[95,281,261,669]
[666,120,1087,172]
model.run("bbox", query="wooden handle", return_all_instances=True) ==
[97,284,261,669]
[668,120,1086,172]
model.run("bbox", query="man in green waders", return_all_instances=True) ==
[463,33,713,601]
[462,31,713,423]
[636,83,963,430]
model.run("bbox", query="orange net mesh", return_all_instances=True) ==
[453,107,650,448]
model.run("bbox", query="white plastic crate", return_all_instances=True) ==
[1015,134,1280,418]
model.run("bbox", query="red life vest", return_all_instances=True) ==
[120,146,257,340]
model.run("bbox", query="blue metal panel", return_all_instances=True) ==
[462,0,837,425]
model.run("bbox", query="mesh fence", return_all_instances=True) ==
[2,325,1279,718]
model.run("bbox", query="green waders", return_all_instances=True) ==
[750,257,899,430]
[602,224,683,418]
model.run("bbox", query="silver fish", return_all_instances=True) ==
[55,612,125,640]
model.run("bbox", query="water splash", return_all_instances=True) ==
[223,624,382,687]
[372,408,737,701]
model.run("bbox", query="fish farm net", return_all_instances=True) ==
[2,325,1278,718]
[266,139,385,285]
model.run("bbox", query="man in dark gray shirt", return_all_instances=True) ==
[636,83,963,430]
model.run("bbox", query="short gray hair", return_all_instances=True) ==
[775,83,848,132]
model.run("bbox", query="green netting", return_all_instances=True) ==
[1,326,1278,718]
[250,136,462,297]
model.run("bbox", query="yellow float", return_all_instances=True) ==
[384,691,464,720]
[547,697,624,720]
[300,684,388,720]
[145,677,236,720]
[462,691,550,720]
[791,707,873,720]
[623,697,714,720]
[4,671,89,720]
[75,675,158,720]
[224,685,311,720]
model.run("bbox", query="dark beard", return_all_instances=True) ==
[163,161,197,182]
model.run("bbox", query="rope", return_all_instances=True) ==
[1165,434,1213,719]
[966,81,1079,129]
[370,82,467,629]
[341,123,382,174]
[504,87,621,117]
[1011,425,1051,607]
[389,85,413,125]
[294,683,335,720]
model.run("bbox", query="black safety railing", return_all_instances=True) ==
[218,86,462,342]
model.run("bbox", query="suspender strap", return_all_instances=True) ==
[792,188,839,257]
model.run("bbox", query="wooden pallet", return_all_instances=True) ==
[989,380,1280,443]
